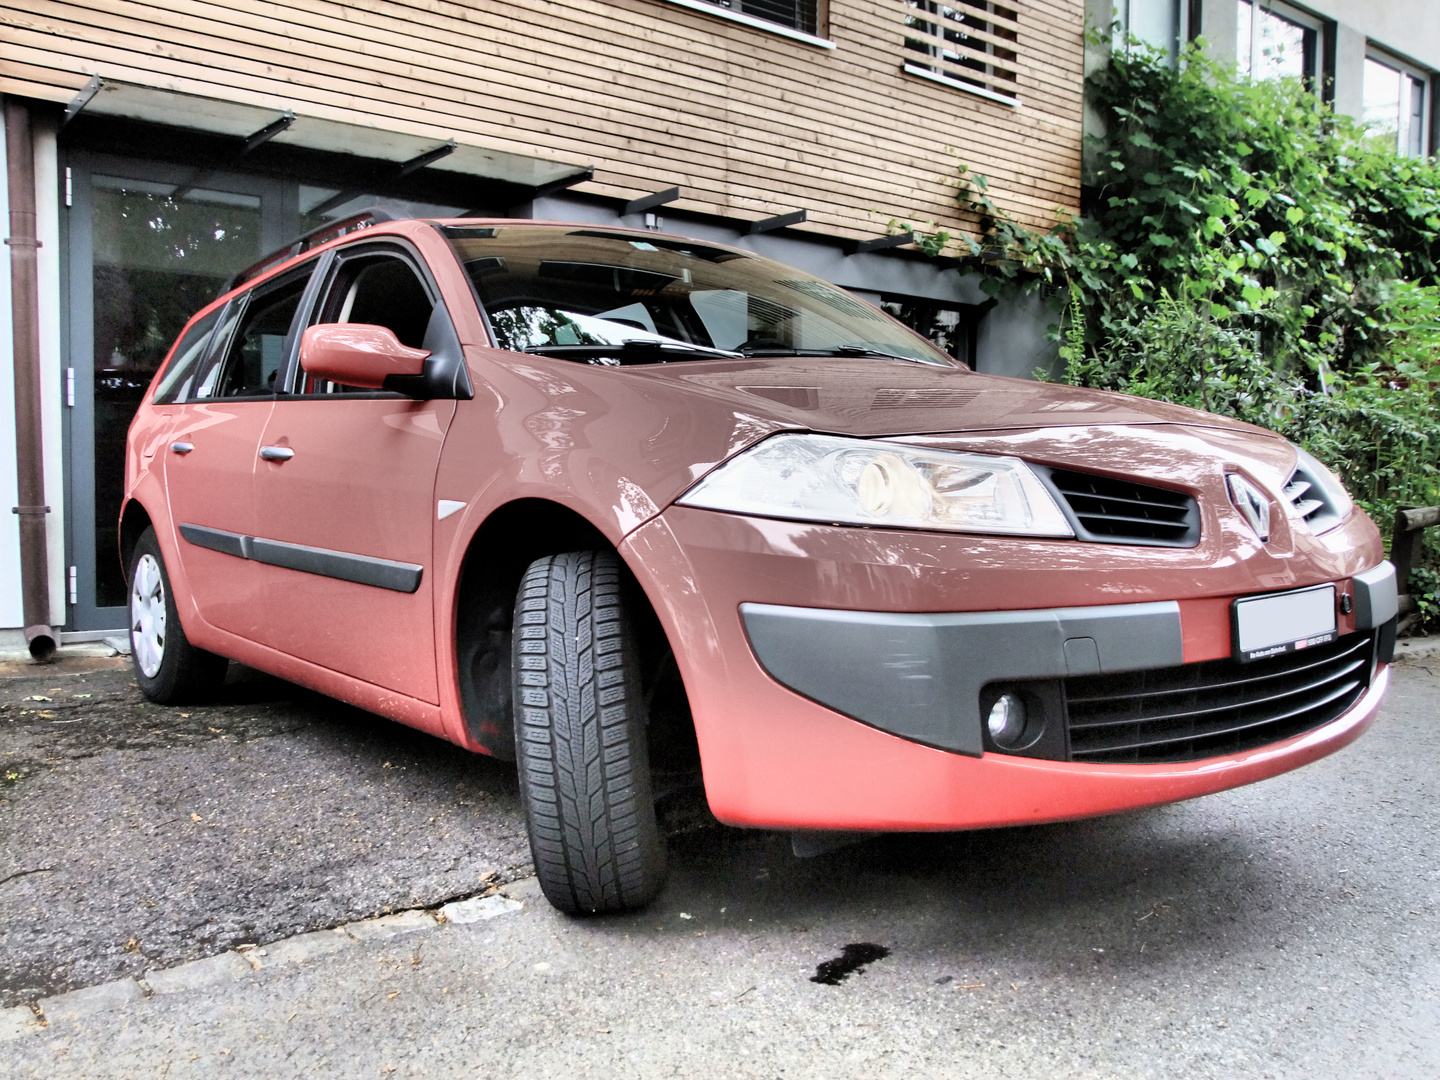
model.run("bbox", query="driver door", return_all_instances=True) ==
[249,243,457,703]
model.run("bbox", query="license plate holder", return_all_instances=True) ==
[1232,584,1337,662]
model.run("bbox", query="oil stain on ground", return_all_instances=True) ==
[810,942,890,985]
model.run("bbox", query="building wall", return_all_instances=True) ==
[2,1,1088,635]
[0,0,1085,239]
[1285,0,1440,71]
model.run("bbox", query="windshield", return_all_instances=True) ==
[441,225,954,367]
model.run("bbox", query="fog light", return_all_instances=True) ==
[987,692,1028,748]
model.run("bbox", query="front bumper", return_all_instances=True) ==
[740,599,1184,756]
[740,561,1396,759]
[620,506,1392,831]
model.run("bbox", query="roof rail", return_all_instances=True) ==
[224,207,400,292]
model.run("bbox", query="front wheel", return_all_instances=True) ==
[511,550,667,914]
[128,527,229,704]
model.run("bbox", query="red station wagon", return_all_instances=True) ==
[122,216,1397,913]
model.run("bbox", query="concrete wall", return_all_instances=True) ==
[1310,0,1440,70]
[975,291,1066,381]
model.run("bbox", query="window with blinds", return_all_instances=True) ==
[702,0,819,36]
[902,0,1021,105]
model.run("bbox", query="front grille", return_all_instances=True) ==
[1284,461,1344,534]
[1064,632,1373,764]
[1036,467,1201,547]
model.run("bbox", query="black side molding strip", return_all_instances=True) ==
[251,537,423,593]
[179,523,252,560]
[178,523,423,594]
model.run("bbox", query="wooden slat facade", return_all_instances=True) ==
[0,0,1084,239]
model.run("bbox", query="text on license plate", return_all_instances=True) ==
[1233,584,1337,662]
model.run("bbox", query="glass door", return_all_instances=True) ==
[62,157,292,632]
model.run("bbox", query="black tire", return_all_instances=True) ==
[127,526,229,704]
[512,550,667,914]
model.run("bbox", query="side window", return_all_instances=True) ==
[188,304,245,401]
[208,271,311,398]
[150,306,223,404]
[302,252,435,394]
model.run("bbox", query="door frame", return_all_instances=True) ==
[60,153,294,632]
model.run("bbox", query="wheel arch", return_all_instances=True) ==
[119,499,156,587]
[450,498,696,774]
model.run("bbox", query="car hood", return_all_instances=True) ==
[625,357,1269,438]
[467,349,1303,543]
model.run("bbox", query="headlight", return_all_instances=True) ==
[677,433,1074,537]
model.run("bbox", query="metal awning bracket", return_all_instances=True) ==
[398,139,457,178]
[848,231,916,255]
[62,75,104,127]
[748,209,807,234]
[241,111,296,156]
[624,186,681,215]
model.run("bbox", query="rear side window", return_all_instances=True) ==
[150,307,223,405]
[207,270,311,398]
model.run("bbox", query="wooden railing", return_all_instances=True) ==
[1391,505,1440,629]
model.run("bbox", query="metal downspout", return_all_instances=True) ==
[5,99,56,660]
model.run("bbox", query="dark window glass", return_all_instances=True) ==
[211,272,311,398]
[1408,75,1427,157]
[881,296,977,367]
[321,257,433,348]
[150,307,223,404]
[89,177,261,607]
[703,0,817,34]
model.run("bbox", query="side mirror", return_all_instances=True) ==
[299,324,431,390]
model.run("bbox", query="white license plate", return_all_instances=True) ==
[1232,584,1337,662]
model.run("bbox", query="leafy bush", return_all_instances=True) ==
[905,39,1440,627]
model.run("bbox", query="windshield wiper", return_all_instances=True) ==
[523,340,741,362]
[734,344,948,366]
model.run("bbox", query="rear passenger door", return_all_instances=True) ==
[162,265,313,640]
[249,242,458,703]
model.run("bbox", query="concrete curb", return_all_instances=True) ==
[0,642,126,666]
[1391,634,1440,664]
[0,877,538,1042]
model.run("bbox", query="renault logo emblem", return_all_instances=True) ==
[1227,474,1271,542]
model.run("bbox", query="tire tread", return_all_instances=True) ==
[513,550,666,913]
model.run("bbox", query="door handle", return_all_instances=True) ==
[259,445,294,462]
[170,441,194,455]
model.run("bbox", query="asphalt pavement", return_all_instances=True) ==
[1,644,1437,1078]
[0,656,531,1006]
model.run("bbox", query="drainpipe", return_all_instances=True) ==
[5,99,56,661]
